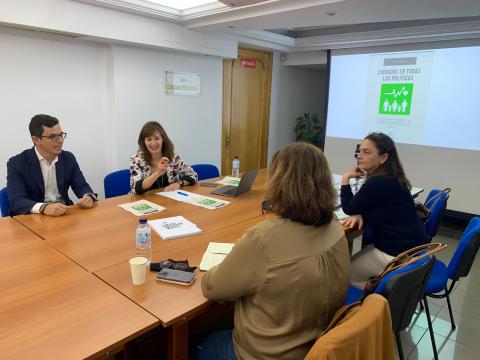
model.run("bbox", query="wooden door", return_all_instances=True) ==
[222,47,272,175]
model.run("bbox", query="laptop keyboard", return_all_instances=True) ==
[224,188,236,195]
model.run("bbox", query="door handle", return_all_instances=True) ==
[225,136,231,149]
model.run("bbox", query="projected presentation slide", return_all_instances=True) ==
[326,46,480,151]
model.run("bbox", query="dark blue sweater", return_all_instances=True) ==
[341,175,428,256]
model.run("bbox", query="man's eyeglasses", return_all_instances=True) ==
[40,132,67,142]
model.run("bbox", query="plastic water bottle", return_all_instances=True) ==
[136,217,151,264]
[232,156,240,177]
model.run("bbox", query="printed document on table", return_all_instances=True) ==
[411,186,423,197]
[199,242,235,271]
[157,190,230,210]
[215,176,241,186]
[118,200,166,216]
[332,174,343,187]
[148,216,202,240]
[334,208,349,220]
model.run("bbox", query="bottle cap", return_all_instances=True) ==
[139,217,147,224]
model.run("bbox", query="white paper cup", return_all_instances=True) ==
[129,257,148,285]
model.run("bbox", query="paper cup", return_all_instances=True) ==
[129,257,148,285]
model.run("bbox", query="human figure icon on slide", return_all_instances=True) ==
[383,99,390,112]
[392,99,398,112]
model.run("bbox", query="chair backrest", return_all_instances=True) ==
[424,189,449,238]
[305,294,395,360]
[0,187,10,217]
[379,256,435,332]
[191,164,220,181]
[104,169,131,198]
[447,217,480,281]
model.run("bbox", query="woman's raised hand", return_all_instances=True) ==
[342,166,365,185]
[342,214,364,230]
[156,157,170,175]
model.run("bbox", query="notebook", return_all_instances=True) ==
[199,242,234,271]
[148,216,202,240]
[211,169,258,197]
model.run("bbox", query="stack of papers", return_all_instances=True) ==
[332,174,343,207]
[332,174,343,188]
[148,216,202,240]
[118,200,166,216]
[411,187,423,198]
[215,176,241,186]
[199,242,234,271]
[157,190,230,210]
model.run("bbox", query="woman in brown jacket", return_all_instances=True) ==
[195,143,351,360]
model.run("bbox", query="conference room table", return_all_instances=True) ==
[13,169,358,359]
[14,170,268,273]
[0,217,158,360]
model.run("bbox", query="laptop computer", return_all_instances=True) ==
[211,169,259,197]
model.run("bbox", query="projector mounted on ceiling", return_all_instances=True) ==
[218,0,270,7]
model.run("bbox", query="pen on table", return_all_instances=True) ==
[177,191,189,196]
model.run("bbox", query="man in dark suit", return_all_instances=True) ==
[7,114,97,216]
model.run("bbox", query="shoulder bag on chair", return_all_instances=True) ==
[361,242,447,300]
[416,188,451,226]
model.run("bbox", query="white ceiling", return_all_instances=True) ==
[82,0,480,33]
[190,0,480,31]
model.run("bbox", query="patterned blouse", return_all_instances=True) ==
[129,150,198,194]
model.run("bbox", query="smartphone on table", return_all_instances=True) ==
[156,268,196,286]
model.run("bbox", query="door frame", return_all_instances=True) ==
[221,46,273,175]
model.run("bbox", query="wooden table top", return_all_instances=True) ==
[95,215,272,327]
[94,213,355,329]
[14,170,268,273]
[6,169,359,359]
[0,217,158,360]
[12,168,355,330]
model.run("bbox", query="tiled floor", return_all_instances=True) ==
[351,228,480,360]
[403,233,480,360]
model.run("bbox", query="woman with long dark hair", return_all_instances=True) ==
[129,121,197,194]
[341,132,428,288]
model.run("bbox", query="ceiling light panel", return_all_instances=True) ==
[145,0,219,10]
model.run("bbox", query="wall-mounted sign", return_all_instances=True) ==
[165,71,200,96]
[240,58,256,68]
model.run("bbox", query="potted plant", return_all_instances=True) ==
[294,112,323,148]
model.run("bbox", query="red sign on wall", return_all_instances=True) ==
[240,58,256,68]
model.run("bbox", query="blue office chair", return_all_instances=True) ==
[382,257,437,360]
[425,217,480,330]
[0,187,10,217]
[104,169,131,198]
[345,257,436,360]
[424,189,450,240]
[191,164,220,181]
